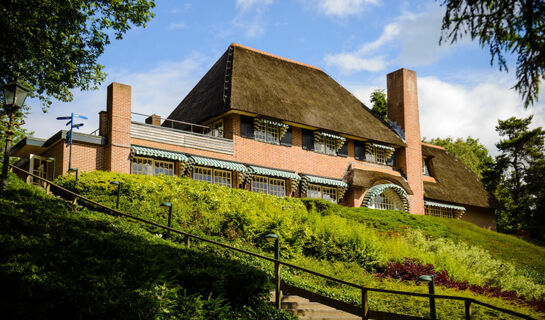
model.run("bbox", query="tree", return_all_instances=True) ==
[423,137,493,179]
[0,0,156,108]
[440,0,545,107]
[370,89,388,121]
[486,116,545,235]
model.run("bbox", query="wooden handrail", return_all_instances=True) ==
[7,164,536,320]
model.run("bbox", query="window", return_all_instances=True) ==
[365,143,395,165]
[369,188,404,211]
[207,119,223,138]
[251,175,286,197]
[422,158,430,176]
[255,121,281,144]
[425,206,461,219]
[306,184,338,203]
[193,166,232,187]
[131,157,175,176]
[315,134,337,155]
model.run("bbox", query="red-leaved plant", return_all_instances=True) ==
[374,258,545,313]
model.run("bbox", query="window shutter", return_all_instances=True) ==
[354,141,365,160]
[240,116,254,138]
[302,129,314,150]
[387,150,396,166]
[280,126,292,146]
[337,140,348,156]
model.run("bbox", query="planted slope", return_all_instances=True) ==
[0,176,294,320]
[53,171,545,319]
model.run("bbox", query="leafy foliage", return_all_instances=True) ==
[484,116,545,237]
[370,89,388,121]
[50,171,545,318]
[0,0,155,108]
[440,0,545,107]
[423,136,493,179]
[0,175,295,319]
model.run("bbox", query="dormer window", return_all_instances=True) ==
[314,132,346,155]
[423,157,431,176]
[366,143,395,165]
[254,118,289,144]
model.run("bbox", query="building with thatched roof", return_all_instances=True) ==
[11,43,497,230]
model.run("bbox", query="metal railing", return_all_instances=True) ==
[8,164,537,320]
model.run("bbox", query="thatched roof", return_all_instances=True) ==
[346,166,413,195]
[422,144,499,208]
[167,43,405,146]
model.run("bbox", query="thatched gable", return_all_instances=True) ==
[167,43,405,146]
[422,144,499,208]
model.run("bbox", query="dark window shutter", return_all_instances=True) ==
[302,129,314,150]
[280,126,292,146]
[240,116,254,138]
[337,140,348,156]
[354,141,365,160]
[386,150,396,166]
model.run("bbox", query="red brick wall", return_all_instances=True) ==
[106,83,131,173]
[462,205,497,230]
[40,140,105,178]
[387,69,425,214]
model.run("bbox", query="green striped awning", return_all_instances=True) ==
[425,200,466,211]
[189,155,248,173]
[132,145,189,162]
[371,143,395,151]
[302,174,348,188]
[362,183,410,212]
[249,166,300,180]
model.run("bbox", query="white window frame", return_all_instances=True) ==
[251,175,286,197]
[366,145,393,165]
[315,135,337,155]
[193,166,232,187]
[131,157,175,176]
[255,121,281,144]
[369,188,404,211]
[425,206,461,219]
[306,183,338,203]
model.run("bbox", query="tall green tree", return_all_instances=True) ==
[370,89,388,121]
[423,137,494,179]
[0,0,156,108]
[440,0,545,107]
[485,116,545,234]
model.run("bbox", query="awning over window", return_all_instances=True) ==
[132,145,189,162]
[370,143,395,151]
[424,200,466,211]
[248,165,300,180]
[189,155,248,173]
[301,174,348,188]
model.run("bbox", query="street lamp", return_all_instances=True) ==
[110,181,122,209]
[418,275,436,319]
[67,167,79,185]
[160,202,173,239]
[1,81,30,191]
[265,233,281,310]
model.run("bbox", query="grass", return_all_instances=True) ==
[48,171,545,319]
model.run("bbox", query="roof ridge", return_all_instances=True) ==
[421,142,446,150]
[230,43,322,71]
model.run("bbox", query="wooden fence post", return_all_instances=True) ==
[465,300,473,320]
[361,288,368,319]
[185,235,191,248]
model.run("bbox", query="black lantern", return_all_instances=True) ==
[2,81,29,108]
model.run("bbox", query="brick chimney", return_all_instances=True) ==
[99,111,108,136]
[105,83,132,173]
[145,114,161,126]
[387,69,424,214]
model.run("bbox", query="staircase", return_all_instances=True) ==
[272,292,361,320]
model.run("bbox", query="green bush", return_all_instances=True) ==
[51,171,545,318]
[0,178,295,320]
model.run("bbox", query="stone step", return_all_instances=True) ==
[271,292,362,320]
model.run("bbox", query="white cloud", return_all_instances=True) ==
[24,54,210,139]
[232,0,274,38]
[318,0,379,17]
[418,76,545,154]
[168,22,185,30]
[325,4,462,73]
[325,22,399,73]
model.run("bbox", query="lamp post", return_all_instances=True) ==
[1,81,29,191]
[160,202,173,239]
[67,167,79,184]
[110,181,122,209]
[265,233,281,310]
[418,275,436,319]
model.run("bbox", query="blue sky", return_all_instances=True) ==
[25,0,545,154]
